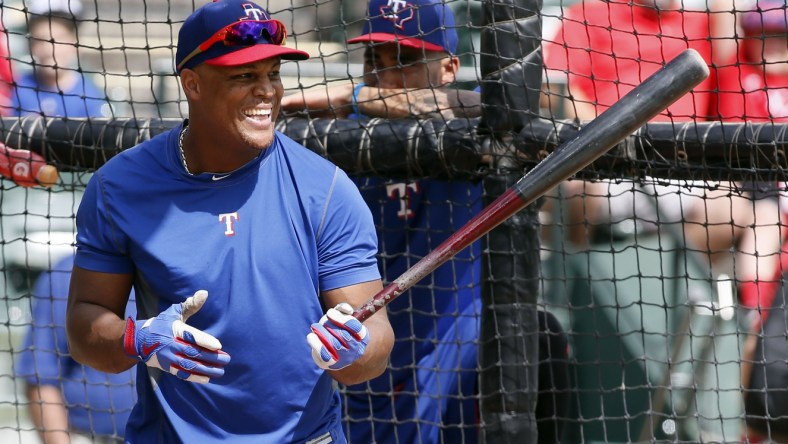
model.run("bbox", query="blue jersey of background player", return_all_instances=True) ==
[342,1,483,442]
[16,254,137,441]
[65,1,394,443]
[11,70,106,118]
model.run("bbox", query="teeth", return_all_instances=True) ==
[244,109,271,117]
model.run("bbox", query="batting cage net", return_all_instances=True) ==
[0,0,787,443]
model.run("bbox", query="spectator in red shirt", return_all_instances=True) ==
[543,0,731,122]
[542,0,782,305]
[544,4,784,441]
[542,0,735,247]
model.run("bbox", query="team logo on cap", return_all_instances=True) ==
[241,3,265,20]
[380,0,414,30]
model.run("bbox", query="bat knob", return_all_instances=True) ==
[36,165,59,188]
[335,302,354,315]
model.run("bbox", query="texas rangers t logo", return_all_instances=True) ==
[381,0,414,29]
[241,3,265,20]
[219,212,239,236]
[386,182,419,219]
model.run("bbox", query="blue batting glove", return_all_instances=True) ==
[307,302,369,370]
[123,290,231,384]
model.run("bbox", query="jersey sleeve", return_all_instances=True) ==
[74,172,135,273]
[316,167,381,291]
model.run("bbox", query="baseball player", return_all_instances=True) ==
[65,1,394,442]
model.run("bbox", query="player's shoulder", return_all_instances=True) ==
[272,132,362,206]
[275,131,344,178]
[94,127,174,186]
[12,72,37,89]
[10,74,38,106]
[96,127,174,177]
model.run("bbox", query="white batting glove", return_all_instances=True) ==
[307,302,369,370]
[123,290,231,384]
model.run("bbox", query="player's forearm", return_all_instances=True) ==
[26,384,70,444]
[358,87,481,119]
[66,301,137,373]
[281,84,354,118]
[330,310,394,386]
[356,87,413,118]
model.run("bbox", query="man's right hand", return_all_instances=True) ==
[122,290,231,384]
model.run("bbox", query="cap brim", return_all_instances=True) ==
[347,33,446,53]
[205,45,309,67]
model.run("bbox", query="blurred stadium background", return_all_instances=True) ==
[0,0,786,442]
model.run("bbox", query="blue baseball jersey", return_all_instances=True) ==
[345,175,483,443]
[10,72,108,117]
[16,254,137,438]
[74,124,380,443]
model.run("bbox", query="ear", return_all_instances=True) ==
[180,68,201,100]
[441,56,460,85]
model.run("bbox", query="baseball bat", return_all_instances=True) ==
[0,142,59,188]
[354,48,710,322]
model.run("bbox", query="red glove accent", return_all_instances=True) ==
[123,317,139,358]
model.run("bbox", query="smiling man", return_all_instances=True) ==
[65,1,394,442]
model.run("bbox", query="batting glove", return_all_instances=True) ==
[307,302,369,370]
[123,290,231,384]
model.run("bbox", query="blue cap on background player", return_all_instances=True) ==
[347,0,458,54]
[176,0,309,73]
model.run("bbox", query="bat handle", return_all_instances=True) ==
[353,282,403,322]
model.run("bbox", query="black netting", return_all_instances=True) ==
[1,0,787,443]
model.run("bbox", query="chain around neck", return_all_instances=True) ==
[178,126,193,175]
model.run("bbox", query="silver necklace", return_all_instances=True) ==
[178,126,193,175]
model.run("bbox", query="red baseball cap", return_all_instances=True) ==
[176,0,308,72]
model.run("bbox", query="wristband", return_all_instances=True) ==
[351,82,365,116]
[123,317,140,359]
